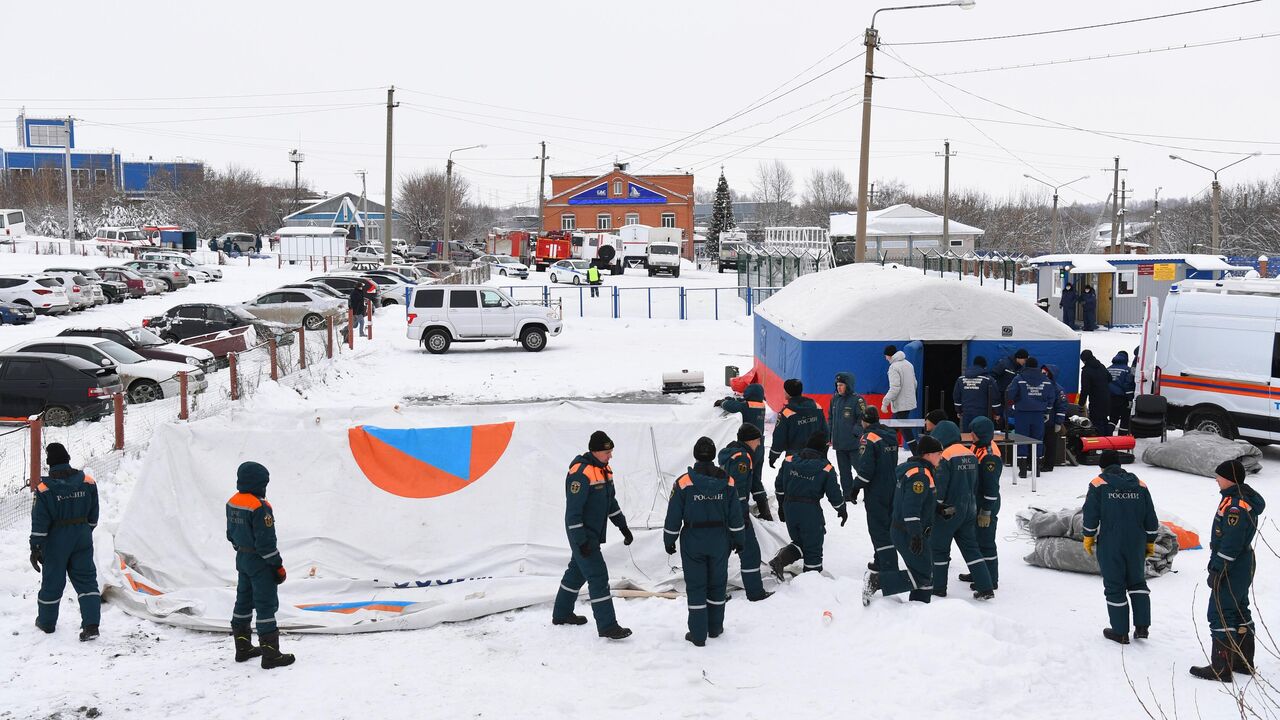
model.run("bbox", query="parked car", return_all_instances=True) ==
[414,260,454,279]
[0,275,70,315]
[50,268,127,304]
[360,273,411,306]
[93,226,150,249]
[240,289,347,330]
[215,232,259,254]
[381,264,424,281]
[123,260,191,291]
[348,244,406,264]
[145,303,294,346]
[4,337,208,404]
[40,270,97,311]
[140,251,222,281]
[141,277,166,295]
[548,259,591,284]
[58,326,217,374]
[364,268,418,285]
[477,254,529,279]
[406,244,436,261]
[95,266,149,299]
[0,209,27,240]
[0,352,122,425]
[406,285,562,354]
[279,282,348,301]
[0,300,35,325]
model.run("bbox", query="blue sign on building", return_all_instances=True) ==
[567,181,668,205]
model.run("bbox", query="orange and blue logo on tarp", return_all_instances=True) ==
[348,422,515,499]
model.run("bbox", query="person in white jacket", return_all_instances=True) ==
[880,345,918,450]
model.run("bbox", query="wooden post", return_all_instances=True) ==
[323,256,328,273]
[113,393,125,450]
[348,310,355,349]
[29,418,42,491]
[326,316,334,358]
[276,254,281,269]
[229,353,239,401]
[269,338,279,381]
[298,326,307,369]
[178,372,189,420]
[366,300,374,339]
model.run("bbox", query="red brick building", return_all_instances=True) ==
[543,165,695,259]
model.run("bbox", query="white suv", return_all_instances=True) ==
[0,275,71,315]
[406,285,562,354]
[141,251,223,281]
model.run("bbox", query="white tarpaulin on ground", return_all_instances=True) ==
[103,401,789,633]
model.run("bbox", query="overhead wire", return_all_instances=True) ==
[0,86,385,102]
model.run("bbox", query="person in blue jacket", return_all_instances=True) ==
[30,443,100,641]
[829,371,867,497]
[552,431,634,641]
[927,421,995,599]
[716,424,772,602]
[1191,460,1266,681]
[767,432,847,579]
[958,417,1004,589]
[225,461,295,668]
[1108,351,1136,435]
[853,407,900,574]
[1081,284,1098,331]
[768,379,828,469]
[1007,358,1063,477]
[863,434,944,604]
[665,437,746,646]
[1059,281,1079,329]
[992,348,1028,430]
[718,384,773,520]
[952,356,1000,432]
[1082,451,1159,646]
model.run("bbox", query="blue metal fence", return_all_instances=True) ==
[494,285,781,320]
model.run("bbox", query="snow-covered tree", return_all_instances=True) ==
[706,169,736,256]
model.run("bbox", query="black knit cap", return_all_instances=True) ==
[589,430,614,452]
[973,356,987,368]
[915,435,944,455]
[693,436,717,462]
[45,443,70,466]
[806,431,829,451]
[884,345,897,357]
[1014,348,1029,359]
[863,406,879,423]
[925,409,948,426]
[737,423,763,443]
[1025,357,1040,369]
[783,379,803,397]
[1216,459,1245,484]
[1097,450,1121,468]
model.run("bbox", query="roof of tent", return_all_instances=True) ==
[755,263,1076,342]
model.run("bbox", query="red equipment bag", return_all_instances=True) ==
[1079,435,1136,452]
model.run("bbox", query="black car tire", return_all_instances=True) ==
[43,406,73,427]
[162,332,181,343]
[162,279,175,292]
[520,327,547,352]
[1185,406,1236,440]
[302,313,324,331]
[424,329,451,354]
[128,379,163,404]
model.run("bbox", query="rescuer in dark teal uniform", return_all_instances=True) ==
[952,357,1000,432]
[1007,357,1062,477]
[768,379,828,470]
[928,421,995,599]
[853,407,899,574]
[829,371,867,499]
[30,443,100,641]
[718,384,773,520]
[1191,460,1266,681]
[960,416,1004,588]
[863,434,944,604]
[767,432,846,579]
[666,437,746,646]
[226,461,295,668]
[552,431,634,641]
[1081,451,1158,646]
[717,423,772,602]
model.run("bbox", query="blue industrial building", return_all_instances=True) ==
[3,114,203,195]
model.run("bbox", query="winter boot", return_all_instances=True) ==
[79,625,99,642]
[867,561,879,572]
[685,632,705,647]
[1231,629,1255,676]
[861,570,880,606]
[259,631,296,669]
[598,625,633,641]
[1134,626,1150,640]
[1017,459,1028,479]
[552,613,588,626]
[971,582,999,591]
[708,628,723,639]
[34,620,54,634]
[233,632,262,662]
[1103,628,1130,645]
[958,573,973,583]
[973,589,995,601]
[768,544,803,582]
[1190,636,1234,682]
[908,589,932,604]
[747,591,774,602]
[931,588,947,598]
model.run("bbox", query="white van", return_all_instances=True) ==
[0,209,26,240]
[1152,277,1280,444]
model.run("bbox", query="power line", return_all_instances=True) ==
[77,103,379,126]
[882,31,1280,79]
[0,87,384,102]
[690,96,866,174]
[884,0,1262,46]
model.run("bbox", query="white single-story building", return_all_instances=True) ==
[829,204,984,262]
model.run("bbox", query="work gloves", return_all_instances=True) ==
[1207,569,1225,591]
[713,398,725,408]
[777,497,786,524]
[935,503,956,520]
[1145,542,1155,558]
[1082,536,1095,556]
[619,525,634,546]
[275,566,287,585]
[977,512,992,529]
[837,505,849,527]
[29,547,42,572]
[909,535,923,556]
[846,488,860,505]
[732,541,743,555]
[665,542,676,556]
[579,541,598,557]
[756,502,774,522]
[768,452,780,469]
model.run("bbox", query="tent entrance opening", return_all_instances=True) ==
[922,342,964,419]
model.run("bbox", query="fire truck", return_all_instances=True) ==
[487,230,575,272]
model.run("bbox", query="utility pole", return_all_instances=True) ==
[937,140,956,249]
[444,158,454,250]
[289,149,305,214]
[356,170,368,242]
[1102,156,1126,253]
[1169,152,1260,255]
[853,26,878,264]
[868,182,878,210]
[1118,179,1129,249]
[535,141,549,234]
[1152,187,1162,249]
[63,116,74,241]
[383,86,398,264]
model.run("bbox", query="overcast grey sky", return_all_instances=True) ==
[7,0,1277,209]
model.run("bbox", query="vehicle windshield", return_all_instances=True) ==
[121,230,147,242]
[650,245,679,255]
[126,327,166,347]
[568,260,589,269]
[94,340,146,364]
[77,270,103,281]
[496,256,519,264]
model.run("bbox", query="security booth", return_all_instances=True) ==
[747,263,1080,419]
[1029,254,1252,327]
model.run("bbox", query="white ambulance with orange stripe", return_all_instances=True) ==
[1152,278,1280,444]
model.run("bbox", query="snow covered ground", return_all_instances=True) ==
[0,250,1272,719]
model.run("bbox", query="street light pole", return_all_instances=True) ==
[854,0,975,263]
[1169,152,1260,254]
[1023,174,1088,254]
[444,144,487,257]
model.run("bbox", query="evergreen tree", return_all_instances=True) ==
[707,168,735,257]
